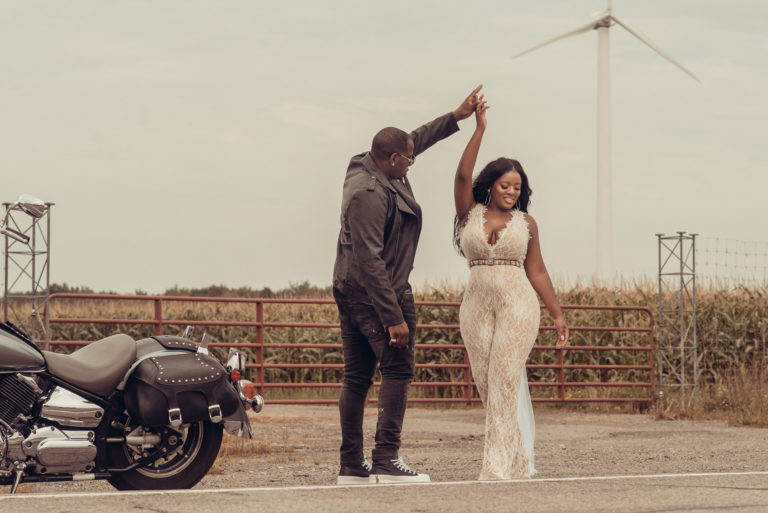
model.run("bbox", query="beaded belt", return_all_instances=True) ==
[469,258,523,268]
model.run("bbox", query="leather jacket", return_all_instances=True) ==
[332,112,459,327]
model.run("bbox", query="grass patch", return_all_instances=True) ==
[652,359,768,426]
[218,433,276,457]
[211,432,296,473]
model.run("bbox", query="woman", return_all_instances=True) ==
[454,92,569,480]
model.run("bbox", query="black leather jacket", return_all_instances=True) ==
[332,112,459,327]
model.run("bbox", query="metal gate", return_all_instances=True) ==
[43,294,654,405]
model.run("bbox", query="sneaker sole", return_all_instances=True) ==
[373,474,431,484]
[337,475,376,485]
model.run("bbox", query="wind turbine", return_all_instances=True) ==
[512,1,699,279]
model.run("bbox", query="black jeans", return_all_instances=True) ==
[334,288,416,465]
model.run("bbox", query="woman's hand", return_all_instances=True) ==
[554,316,569,348]
[475,94,489,131]
[453,84,483,121]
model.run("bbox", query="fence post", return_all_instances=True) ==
[649,312,656,404]
[153,298,162,336]
[256,301,265,397]
[557,347,565,401]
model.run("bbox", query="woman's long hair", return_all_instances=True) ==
[453,157,533,256]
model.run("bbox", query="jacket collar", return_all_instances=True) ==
[362,152,420,215]
[362,153,397,194]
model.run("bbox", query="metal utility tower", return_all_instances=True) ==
[2,198,54,347]
[656,231,698,407]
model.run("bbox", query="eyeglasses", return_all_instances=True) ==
[393,153,416,166]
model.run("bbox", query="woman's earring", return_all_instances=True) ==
[515,198,521,210]
[484,189,491,205]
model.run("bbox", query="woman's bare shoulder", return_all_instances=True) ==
[521,212,539,238]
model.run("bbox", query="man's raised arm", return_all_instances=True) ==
[410,85,482,156]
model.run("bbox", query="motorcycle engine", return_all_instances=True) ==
[1,373,40,474]
[1,375,98,475]
[0,374,38,429]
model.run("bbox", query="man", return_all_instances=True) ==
[333,86,481,484]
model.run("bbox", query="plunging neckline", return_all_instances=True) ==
[480,204,516,248]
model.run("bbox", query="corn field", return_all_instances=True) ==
[24,280,768,415]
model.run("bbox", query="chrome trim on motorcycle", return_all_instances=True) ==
[182,326,195,339]
[20,427,97,474]
[16,374,42,394]
[124,427,162,452]
[37,440,97,468]
[250,394,264,413]
[237,381,264,413]
[168,408,182,428]
[196,333,211,356]
[116,349,191,391]
[226,349,246,373]
[208,405,222,423]
[40,387,104,428]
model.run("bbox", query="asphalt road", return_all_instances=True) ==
[4,406,768,512]
[4,472,768,513]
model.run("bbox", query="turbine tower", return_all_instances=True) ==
[513,1,699,279]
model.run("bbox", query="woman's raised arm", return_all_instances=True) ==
[454,94,488,222]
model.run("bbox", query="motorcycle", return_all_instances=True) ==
[0,321,263,494]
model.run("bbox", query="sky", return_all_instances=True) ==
[1,0,766,294]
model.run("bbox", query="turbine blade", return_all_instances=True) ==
[511,15,606,59]
[611,15,700,82]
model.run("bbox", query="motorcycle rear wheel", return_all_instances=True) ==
[107,421,223,490]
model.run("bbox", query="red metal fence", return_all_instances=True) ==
[44,294,655,405]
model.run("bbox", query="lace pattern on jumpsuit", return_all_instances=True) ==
[458,204,540,480]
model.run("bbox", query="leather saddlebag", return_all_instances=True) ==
[124,352,240,427]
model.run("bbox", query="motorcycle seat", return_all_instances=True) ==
[43,334,137,397]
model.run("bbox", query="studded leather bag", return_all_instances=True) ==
[124,351,240,427]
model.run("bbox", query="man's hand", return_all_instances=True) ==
[387,322,410,349]
[453,84,483,122]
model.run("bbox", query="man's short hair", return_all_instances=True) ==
[371,127,410,160]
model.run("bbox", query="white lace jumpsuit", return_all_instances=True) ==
[459,204,540,480]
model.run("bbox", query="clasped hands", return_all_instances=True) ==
[453,84,489,129]
[453,84,489,119]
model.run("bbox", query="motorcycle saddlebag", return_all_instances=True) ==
[124,352,240,427]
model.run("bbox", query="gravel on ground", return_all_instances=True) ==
[9,404,768,494]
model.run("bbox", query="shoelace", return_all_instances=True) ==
[391,457,418,475]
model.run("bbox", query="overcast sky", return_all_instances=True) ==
[1,0,766,293]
